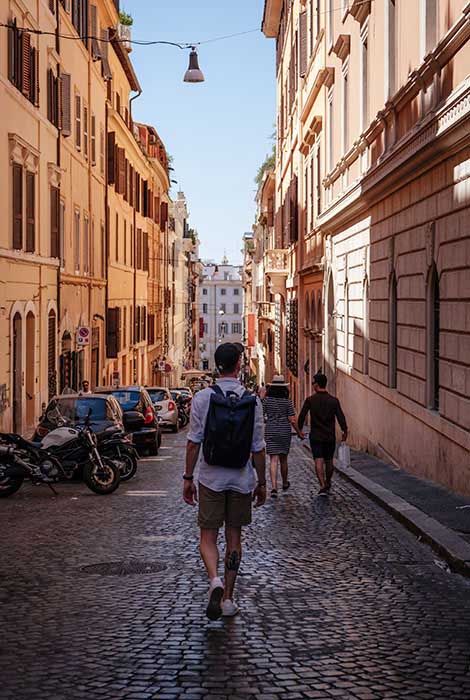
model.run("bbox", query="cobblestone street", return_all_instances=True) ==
[1,431,470,700]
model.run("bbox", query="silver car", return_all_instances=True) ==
[146,387,178,433]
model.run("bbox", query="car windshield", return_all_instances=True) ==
[147,389,168,403]
[46,397,108,425]
[109,390,140,411]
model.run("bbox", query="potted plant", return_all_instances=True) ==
[119,11,133,26]
[118,11,133,51]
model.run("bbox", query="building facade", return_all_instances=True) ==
[199,260,244,371]
[263,0,470,495]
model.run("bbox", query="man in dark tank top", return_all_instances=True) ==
[298,372,348,496]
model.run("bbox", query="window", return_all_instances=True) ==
[83,104,89,160]
[203,323,208,334]
[233,288,240,296]
[47,69,60,126]
[316,143,322,216]
[328,90,334,171]
[233,304,239,314]
[385,0,396,100]
[363,279,370,375]
[122,306,127,349]
[115,213,119,263]
[75,94,81,150]
[60,199,65,267]
[202,288,208,296]
[25,172,35,252]
[12,164,36,253]
[83,215,89,273]
[388,273,397,388]
[61,73,72,137]
[360,29,369,131]
[202,303,208,314]
[220,303,226,313]
[221,288,227,295]
[344,279,349,366]
[426,264,440,411]
[8,22,39,106]
[91,115,96,165]
[218,322,228,336]
[99,125,105,175]
[224,273,229,280]
[342,64,349,154]
[101,222,106,278]
[421,0,437,59]
[50,186,60,258]
[232,322,242,335]
[74,209,81,272]
[90,219,95,276]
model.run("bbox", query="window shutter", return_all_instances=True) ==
[83,104,89,159]
[143,180,148,217]
[101,29,112,79]
[31,47,39,106]
[25,172,35,252]
[135,306,141,343]
[107,131,115,184]
[136,228,142,269]
[267,197,274,227]
[12,164,23,250]
[129,165,134,206]
[135,173,140,212]
[299,11,308,77]
[118,147,126,195]
[50,186,60,258]
[60,73,71,136]
[148,190,153,220]
[106,307,119,358]
[123,158,128,201]
[91,114,96,164]
[8,22,16,83]
[160,201,168,228]
[154,195,159,223]
[47,69,53,122]
[49,0,55,12]
[143,232,149,271]
[22,32,31,98]
[75,94,81,149]
[90,4,102,60]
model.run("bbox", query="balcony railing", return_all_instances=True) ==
[264,249,288,275]
[257,302,275,321]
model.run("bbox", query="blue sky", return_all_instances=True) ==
[128,1,276,265]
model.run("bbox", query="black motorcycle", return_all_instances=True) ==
[0,423,120,496]
[98,429,138,481]
[176,395,190,429]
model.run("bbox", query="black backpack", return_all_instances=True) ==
[203,385,257,469]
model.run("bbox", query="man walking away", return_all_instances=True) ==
[298,372,348,497]
[183,343,266,620]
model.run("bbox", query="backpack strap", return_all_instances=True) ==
[210,384,225,397]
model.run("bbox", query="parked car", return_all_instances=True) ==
[33,394,125,441]
[94,387,161,455]
[146,387,178,433]
[170,387,193,398]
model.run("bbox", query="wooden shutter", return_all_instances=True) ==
[75,94,81,149]
[123,158,129,201]
[49,0,55,12]
[143,232,149,271]
[25,172,35,252]
[118,148,126,195]
[135,173,140,212]
[12,164,23,250]
[91,114,96,164]
[50,186,60,258]
[160,201,168,228]
[90,4,102,60]
[107,131,115,184]
[83,104,89,159]
[136,228,142,269]
[148,314,155,345]
[154,195,159,223]
[101,29,112,79]
[299,11,308,77]
[47,69,53,122]
[148,190,153,220]
[143,180,148,217]
[267,196,274,227]
[8,22,16,84]
[60,73,72,136]
[30,47,39,106]
[22,33,31,98]
[106,307,119,358]
[129,165,134,206]
[135,306,141,343]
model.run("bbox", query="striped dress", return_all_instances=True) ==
[263,397,295,455]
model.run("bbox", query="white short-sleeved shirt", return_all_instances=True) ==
[187,378,266,494]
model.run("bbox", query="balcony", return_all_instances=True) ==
[117,22,132,52]
[257,302,275,322]
[264,249,288,275]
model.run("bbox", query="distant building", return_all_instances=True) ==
[199,259,243,371]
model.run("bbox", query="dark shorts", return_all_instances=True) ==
[310,439,336,461]
[198,483,252,530]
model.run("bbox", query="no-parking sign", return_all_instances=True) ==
[77,326,90,345]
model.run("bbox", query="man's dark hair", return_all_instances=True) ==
[313,372,327,389]
[266,384,289,399]
[214,343,242,375]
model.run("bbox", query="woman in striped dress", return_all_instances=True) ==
[263,376,303,498]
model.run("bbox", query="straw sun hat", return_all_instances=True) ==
[268,375,289,387]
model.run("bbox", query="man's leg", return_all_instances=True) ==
[314,457,327,489]
[325,459,334,489]
[224,525,242,602]
[199,528,220,580]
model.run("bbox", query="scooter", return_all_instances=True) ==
[98,429,138,481]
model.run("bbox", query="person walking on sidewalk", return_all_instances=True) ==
[183,342,267,620]
[298,372,348,497]
[263,375,304,499]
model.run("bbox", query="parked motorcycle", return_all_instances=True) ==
[176,396,190,429]
[99,429,138,481]
[0,422,120,497]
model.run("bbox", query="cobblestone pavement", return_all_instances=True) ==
[1,431,470,700]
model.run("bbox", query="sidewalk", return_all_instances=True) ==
[304,440,470,577]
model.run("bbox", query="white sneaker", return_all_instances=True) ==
[221,599,239,617]
[206,577,224,620]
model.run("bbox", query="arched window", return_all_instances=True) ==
[363,279,370,375]
[388,273,397,388]
[427,264,440,411]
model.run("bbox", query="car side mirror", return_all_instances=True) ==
[123,410,145,432]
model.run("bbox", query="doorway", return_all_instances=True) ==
[12,313,22,434]
[326,274,336,394]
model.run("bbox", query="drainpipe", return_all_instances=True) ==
[129,89,141,383]
[104,102,110,382]
[55,0,61,389]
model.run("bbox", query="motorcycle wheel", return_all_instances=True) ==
[83,458,120,495]
[116,452,137,481]
[0,475,23,498]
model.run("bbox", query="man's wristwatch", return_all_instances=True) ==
[183,474,194,481]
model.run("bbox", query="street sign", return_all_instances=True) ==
[77,326,90,345]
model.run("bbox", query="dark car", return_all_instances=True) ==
[94,386,161,455]
[33,394,125,441]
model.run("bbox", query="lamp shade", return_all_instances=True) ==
[183,48,205,83]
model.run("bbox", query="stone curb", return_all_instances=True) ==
[336,462,470,578]
[301,442,470,577]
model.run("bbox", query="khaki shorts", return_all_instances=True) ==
[198,483,252,530]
